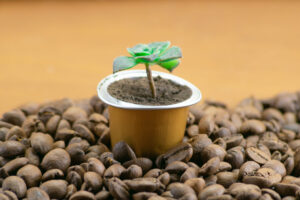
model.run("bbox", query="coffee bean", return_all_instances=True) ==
[69,191,95,200]
[84,171,103,192]
[87,157,105,176]
[243,168,281,188]
[165,161,189,175]
[63,106,87,123]
[189,134,212,164]
[95,190,111,200]
[41,148,71,172]
[184,177,205,195]
[0,157,29,176]
[16,164,41,187]
[42,168,64,182]
[180,167,198,182]
[120,164,143,179]
[6,126,26,141]
[239,161,260,179]
[158,172,170,186]
[73,124,95,144]
[263,159,286,177]
[2,109,26,126]
[225,146,245,169]
[112,141,136,163]
[240,120,266,135]
[198,184,225,200]
[167,182,196,199]
[216,171,238,188]
[198,157,220,176]
[261,188,281,200]
[27,187,50,200]
[0,141,25,158]
[40,179,68,199]
[108,177,130,200]
[246,147,270,164]
[2,176,27,198]
[201,144,226,163]
[144,169,162,178]
[104,164,125,178]
[187,125,199,137]
[199,115,216,135]
[67,171,82,189]
[156,143,193,168]
[30,132,53,155]
[229,183,261,200]
[125,177,165,193]
[274,183,300,197]
[132,192,157,200]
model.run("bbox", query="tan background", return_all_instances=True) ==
[1,0,300,114]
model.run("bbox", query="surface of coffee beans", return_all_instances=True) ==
[1,92,300,199]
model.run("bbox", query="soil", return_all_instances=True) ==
[107,76,192,105]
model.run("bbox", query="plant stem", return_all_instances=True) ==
[145,63,156,98]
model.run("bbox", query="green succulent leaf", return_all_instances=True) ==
[135,54,159,63]
[159,46,182,61]
[158,59,180,72]
[127,44,151,57]
[148,41,170,55]
[113,56,137,73]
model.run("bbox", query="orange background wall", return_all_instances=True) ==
[1,0,300,113]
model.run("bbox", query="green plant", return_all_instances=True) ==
[113,41,182,98]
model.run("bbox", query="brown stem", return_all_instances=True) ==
[145,63,156,98]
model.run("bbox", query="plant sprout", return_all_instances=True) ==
[113,41,182,98]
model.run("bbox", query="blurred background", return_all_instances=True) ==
[1,0,300,113]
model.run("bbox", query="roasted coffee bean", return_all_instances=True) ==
[0,141,25,158]
[2,176,27,198]
[198,184,225,200]
[243,168,281,188]
[27,187,50,200]
[216,170,239,188]
[112,141,136,163]
[87,157,105,176]
[205,175,218,186]
[73,124,95,144]
[6,126,26,141]
[95,190,111,200]
[225,146,245,169]
[187,125,199,137]
[235,105,261,119]
[46,115,61,134]
[65,184,77,199]
[125,177,165,193]
[2,109,26,126]
[40,179,68,199]
[239,161,260,179]
[42,168,64,182]
[144,169,162,178]
[167,182,196,199]
[0,157,29,176]
[30,132,53,155]
[246,147,271,164]
[180,167,198,182]
[69,191,95,200]
[229,183,261,200]
[261,188,281,200]
[53,140,65,149]
[199,115,216,135]
[218,161,232,172]
[16,164,41,187]
[201,144,226,162]
[274,183,300,197]
[120,164,143,179]
[184,177,205,195]
[132,192,157,200]
[104,164,125,178]
[2,190,18,200]
[189,134,212,164]
[156,143,193,168]
[198,157,220,176]
[63,106,87,123]
[108,177,130,200]
[165,161,189,175]
[240,120,266,135]
[84,171,103,192]
[158,172,170,186]
[263,159,286,177]
[41,148,71,172]
[66,171,82,189]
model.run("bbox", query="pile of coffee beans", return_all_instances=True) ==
[1,92,300,200]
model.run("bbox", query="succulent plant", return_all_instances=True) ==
[113,41,182,98]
